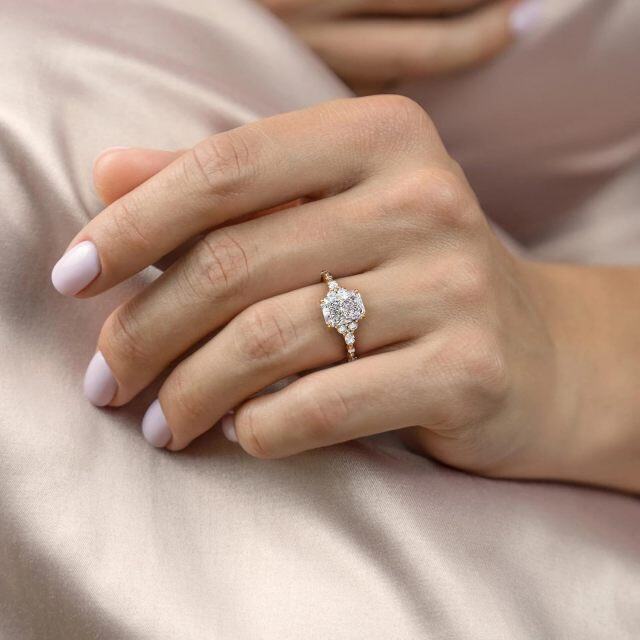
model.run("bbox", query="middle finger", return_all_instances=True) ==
[88,189,392,407]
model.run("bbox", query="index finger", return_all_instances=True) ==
[51,96,442,297]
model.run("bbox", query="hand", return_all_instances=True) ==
[52,96,640,493]
[258,0,541,91]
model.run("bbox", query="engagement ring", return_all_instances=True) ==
[320,271,365,361]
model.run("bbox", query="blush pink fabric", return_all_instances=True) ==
[400,0,640,263]
[0,1,638,639]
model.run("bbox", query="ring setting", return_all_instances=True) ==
[320,271,365,361]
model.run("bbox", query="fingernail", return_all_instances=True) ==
[221,412,238,443]
[93,146,131,170]
[83,351,117,407]
[51,240,101,296]
[510,0,542,37]
[141,399,172,448]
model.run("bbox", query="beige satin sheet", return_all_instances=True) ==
[0,1,638,639]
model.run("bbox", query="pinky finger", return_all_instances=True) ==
[229,346,439,459]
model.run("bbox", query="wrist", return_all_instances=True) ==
[519,260,640,492]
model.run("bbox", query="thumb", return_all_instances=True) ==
[93,147,181,204]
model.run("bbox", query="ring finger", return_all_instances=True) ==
[143,269,422,450]
[88,190,399,407]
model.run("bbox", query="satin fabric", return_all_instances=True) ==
[400,0,640,263]
[0,1,638,639]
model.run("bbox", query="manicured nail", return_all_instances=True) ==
[142,399,172,448]
[221,413,238,443]
[51,240,101,296]
[83,351,117,407]
[510,0,542,36]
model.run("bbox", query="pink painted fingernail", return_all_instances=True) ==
[83,351,117,407]
[510,0,542,36]
[221,413,238,443]
[142,399,172,448]
[51,240,101,296]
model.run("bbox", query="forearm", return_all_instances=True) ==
[526,261,640,493]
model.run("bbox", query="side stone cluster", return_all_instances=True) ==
[320,279,365,359]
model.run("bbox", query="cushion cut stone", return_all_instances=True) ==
[321,287,365,329]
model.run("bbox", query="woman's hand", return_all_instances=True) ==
[52,96,640,492]
[258,0,541,91]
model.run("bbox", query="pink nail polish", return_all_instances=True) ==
[510,0,542,37]
[83,351,117,407]
[221,413,238,443]
[51,240,101,296]
[142,399,172,448]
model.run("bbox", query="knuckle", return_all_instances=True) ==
[379,168,443,220]
[296,379,350,443]
[108,197,153,253]
[185,229,251,302]
[164,364,205,427]
[235,301,296,365]
[355,95,436,153]
[364,94,432,132]
[448,258,490,306]
[451,331,509,405]
[235,403,273,459]
[468,343,509,404]
[376,166,478,233]
[423,166,477,229]
[100,303,149,365]
[425,256,489,308]
[189,129,259,194]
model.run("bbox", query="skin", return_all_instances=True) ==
[56,96,640,495]
[258,0,519,92]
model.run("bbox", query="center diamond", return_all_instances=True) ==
[321,287,365,329]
